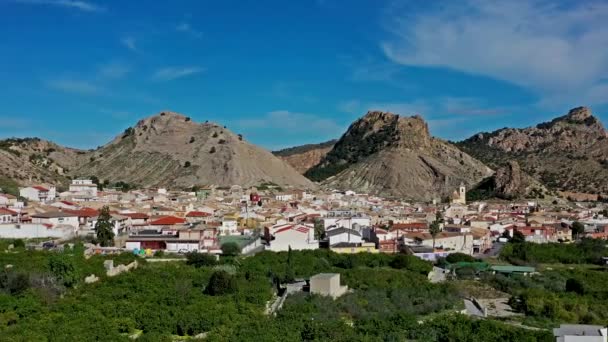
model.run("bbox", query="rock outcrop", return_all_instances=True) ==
[458,106,608,194]
[0,138,87,192]
[307,111,493,201]
[273,140,336,174]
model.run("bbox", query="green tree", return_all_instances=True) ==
[284,246,295,282]
[221,242,241,256]
[48,254,80,287]
[571,221,585,240]
[185,252,217,267]
[313,219,325,240]
[204,270,237,296]
[429,220,441,249]
[94,206,115,247]
[12,239,25,249]
[511,230,526,243]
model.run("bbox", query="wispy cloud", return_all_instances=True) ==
[337,100,361,114]
[121,36,137,52]
[176,22,203,39]
[381,0,608,106]
[152,66,204,81]
[237,110,343,135]
[46,79,100,95]
[98,62,130,80]
[98,108,132,120]
[265,81,317,103]
[14,0,104,12]
[0,117,32,130]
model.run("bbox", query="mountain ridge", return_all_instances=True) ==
[457,106,608,194]
[307,111,493,201]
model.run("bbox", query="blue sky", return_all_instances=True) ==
[1,0,608,150]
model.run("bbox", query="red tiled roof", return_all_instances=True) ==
[273,225,310,234]
[391,223,428,230]
[123,213,149,220]
[186,211,211,218]
[33,186,49,192]
[60,201,76,206]
[64,209,99,217]
[0,208,18,215]
[149,216,186,225]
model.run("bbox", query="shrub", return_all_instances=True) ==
[189,137,195,144]
[205,270,237,296]
[12,239,25,249]
[185,252,217,268]
[221,242,241,256]
[209,147,216,154]
[184,161,191,168]
[445,253,477,264]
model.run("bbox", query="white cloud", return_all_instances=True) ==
[121,36,137,52]
[46,79,100,95]
[237,110,343,136]
[382,0,608,105]
[152,66,204,81]
[176,22,203,39]
[14,0,103,12]
[337,100,361,114]
[98,62,130,79]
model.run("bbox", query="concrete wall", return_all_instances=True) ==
[0,223,74,239]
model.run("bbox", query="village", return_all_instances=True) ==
[1,178,605,261]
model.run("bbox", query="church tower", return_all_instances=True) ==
[459,183,466,204]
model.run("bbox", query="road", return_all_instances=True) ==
[477,242,505,258]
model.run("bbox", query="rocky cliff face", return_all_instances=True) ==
[458,106,608,194]
[307,111,493,201]
[273,140,336,174]
[0,138,87,192]
[72,111,315,189]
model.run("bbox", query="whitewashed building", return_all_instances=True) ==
[264,223,318,252]
[19,186,56,203]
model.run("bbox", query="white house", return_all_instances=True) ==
[0,193,18,206]
[30,211,79,229]
[275,193,294,202]
[323,210,370,230]
[264,223,318,252]
[68,179,98,198]
[553,324,607,342]
[0,208,18,223]
[326,227,363,246]
[219,218,238,236]
[402,231,474,255]
[20,186,56,203]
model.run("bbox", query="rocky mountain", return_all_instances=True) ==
[468,161,547,200]
[72,111,315,189]
[457,106,608,194]
[273,140,336,173]
[0,138,87,194]
[306,111,493,201]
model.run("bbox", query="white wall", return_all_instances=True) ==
[328,231,362,245]
[0,223,74,239]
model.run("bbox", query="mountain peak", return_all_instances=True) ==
[566,106,592,121]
